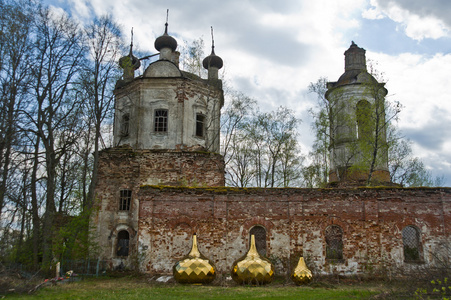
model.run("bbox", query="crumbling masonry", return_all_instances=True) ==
[92,24,451,277]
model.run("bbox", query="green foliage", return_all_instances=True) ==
[180,38,207,77]
[52,208,99,262]
[415,278,451,299]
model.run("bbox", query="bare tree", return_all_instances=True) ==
[27,7,85,267]
[82,15,122,209]
[0,0,33,217]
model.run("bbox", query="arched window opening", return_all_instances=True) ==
[196,114,205,137]
[250,226,267,256]
[356,100,371,139]
[119,189,131,211]
[402,226,421,262]
[116,230,130,257]
[325,225,343,260]
[120,113,130,137]
[154,109,168,132]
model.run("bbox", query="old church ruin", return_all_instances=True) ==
[92,22,451,277]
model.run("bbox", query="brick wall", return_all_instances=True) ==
[92,147,225,268]
[136,186,451,276]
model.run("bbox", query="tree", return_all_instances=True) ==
[308,73,444,187]
[221,96,303,188]
[27,6,85,267]
[389,134,444,187]
[0,0,33,218]
[352,65,396,185]
[220,90,256,187]
[249,107,302,187]
[82,15,122,209]
[180,37,207,78]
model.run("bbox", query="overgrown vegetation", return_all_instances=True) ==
[4,276,383,299]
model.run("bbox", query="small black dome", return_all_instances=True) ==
[155,34,177,52]
[119,54,141,70]
[155,22,177,52]
[203,49,223,69]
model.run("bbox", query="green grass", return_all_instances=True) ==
[5,277,383,299]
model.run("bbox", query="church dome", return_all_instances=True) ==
[155,23,177,52]
[203,48,223,69]
[118,53,141,71]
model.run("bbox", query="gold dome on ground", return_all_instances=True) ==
[231,235,274,285]
[291,257,312,285]
[173,234,216,284]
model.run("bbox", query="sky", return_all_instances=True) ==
[45,0,451,186]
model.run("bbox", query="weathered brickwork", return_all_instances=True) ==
[92,147,225,268]
[93,36,450,278]
[133,187,450,276]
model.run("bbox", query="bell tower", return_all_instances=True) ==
[326,42,390,185]
[113,22,224,154]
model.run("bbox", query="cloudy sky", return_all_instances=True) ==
[46,0,451,186]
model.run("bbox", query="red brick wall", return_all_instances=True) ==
[136,187,451,276]
[92,146,225,268]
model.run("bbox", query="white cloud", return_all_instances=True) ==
[369,0,450,40]
[46,0,451,185]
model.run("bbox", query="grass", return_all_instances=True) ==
[5,276,386,299]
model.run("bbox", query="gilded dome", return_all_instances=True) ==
[173,234,216,284]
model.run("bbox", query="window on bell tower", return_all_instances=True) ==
[154,109,168,132]
[196,114,205,137]
[120,113,130,137]
[356,100,371,139]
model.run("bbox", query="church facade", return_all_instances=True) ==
[92,23,451,277]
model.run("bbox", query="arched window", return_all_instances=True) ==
[325,225,343,260]
[120,113,130,137]
[250,226,267,256]
[116,230,130,257]
[402,226,421,262]
[356,100,371,139]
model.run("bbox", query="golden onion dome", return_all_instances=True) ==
[231,235,274,285]
[291,257,313,285]
[173,234,216,284]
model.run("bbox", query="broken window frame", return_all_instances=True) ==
[325,225,344,261]
[195,113,205,138]
[402,225,422,262]
[119,189,132,211]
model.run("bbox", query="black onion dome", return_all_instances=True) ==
[155,23,177,51]
[203,49,223,69]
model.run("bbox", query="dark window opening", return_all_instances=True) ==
[119,189,131,211]
[196,114,205,137]
[120,113,130,137]
[356,100,372,139]
[250,226,267,256]
[154,109,168,132]
[326,225,343,260]
[403,226,421,262]
[116,230,129,257]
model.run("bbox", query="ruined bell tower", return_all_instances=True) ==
[93,20,225,269]
[326,42,390,185]
[113,24,223,154]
